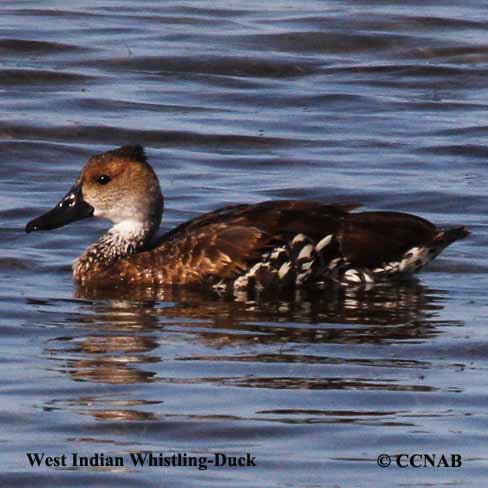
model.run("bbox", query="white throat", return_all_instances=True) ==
[105,219,154,254]
[110,220,148,239]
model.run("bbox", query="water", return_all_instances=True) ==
[1,1,487,486]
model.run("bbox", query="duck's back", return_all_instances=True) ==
[97,200,467,290]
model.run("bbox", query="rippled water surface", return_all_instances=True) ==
[1,1,487,486]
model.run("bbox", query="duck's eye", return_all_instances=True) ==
[96,175,111,185]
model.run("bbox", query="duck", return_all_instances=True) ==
[26,144,469,291]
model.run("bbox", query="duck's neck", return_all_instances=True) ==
[73,219,157,282]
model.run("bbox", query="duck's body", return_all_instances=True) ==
[26,145,468,291]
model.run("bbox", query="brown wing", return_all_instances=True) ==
[93,202,456,287]
[107,222,268,285]
[113,200,357,286]
[339,211,438,268]
[158,200,359,244]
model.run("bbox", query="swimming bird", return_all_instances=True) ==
[26,145,469,291]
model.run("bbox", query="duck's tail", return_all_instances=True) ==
[434,226,470,249]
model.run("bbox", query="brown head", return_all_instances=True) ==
[26,145,164,233]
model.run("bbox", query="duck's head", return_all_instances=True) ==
[26,145,164,233]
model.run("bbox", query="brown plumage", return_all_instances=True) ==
[25,145,469,290]
[109,201,352,286]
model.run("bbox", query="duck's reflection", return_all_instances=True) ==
[74,279,451,344]
[43,280,461,421]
